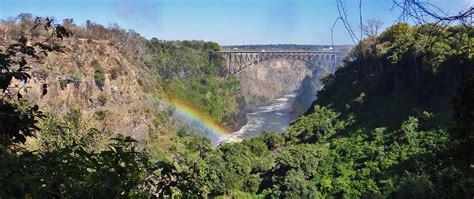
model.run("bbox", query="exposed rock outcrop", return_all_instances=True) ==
[222,95,248,131]
[8,38,153,141]
[237,58,311,109]
[292,69,327,115]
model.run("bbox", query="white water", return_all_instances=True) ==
[228,93,297,141]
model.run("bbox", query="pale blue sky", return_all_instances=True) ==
[1,0,472,45]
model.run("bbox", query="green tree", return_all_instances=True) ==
[0,17,70,149]
[286,105,349,143]
[0,136,163,198]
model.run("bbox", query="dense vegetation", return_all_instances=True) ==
[165,23,472,197]
[312,23,474,131]
[0,16,472,199]
[144,39,246,128]
[154,23,473,198]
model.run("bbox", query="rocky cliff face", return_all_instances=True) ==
[292,65,334,115]
[7,38,154,141]
[4,36,249,139]
[237,58,311,109]
[221,95,247,131]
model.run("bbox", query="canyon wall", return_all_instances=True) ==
[7,38,154,141]
[236,58,311,109]
[292,68,328,115]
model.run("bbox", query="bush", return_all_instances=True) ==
[65,107,82,130]
[74,57,83,68]
[109,67,121,80]
[0,136,162,198]
[97,93,108,106]
[94,109,108,121]
[38,111,107,152]
[59,79,69,90]
[94,66,106,90]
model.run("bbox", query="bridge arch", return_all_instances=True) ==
[221,50,340,76]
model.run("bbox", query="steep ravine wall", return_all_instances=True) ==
[221,95,248,131]
[237,58,311,109]
[9,38,154,141]
[292,67,330,115]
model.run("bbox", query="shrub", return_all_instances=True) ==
[177,127,188,137]
[94,67,106,90]
[65,107,82,130]
[92,59,106,89]
[94,109,108,121]
[0,136,162,198]
[74,57,83,68]
[71,72,83,81]
[109,67,121,80]
[59,79,69,90]
[97,93,108,106]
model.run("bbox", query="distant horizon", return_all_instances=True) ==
[0,12,358,46]
[2,12,357,46]
[1,0,472,45]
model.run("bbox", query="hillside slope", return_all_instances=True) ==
[0,18,247,142]
[310,23,474,131]
[2,36,154,140]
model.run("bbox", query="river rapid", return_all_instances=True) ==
[226,93,298,141]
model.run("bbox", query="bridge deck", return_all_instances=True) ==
[221,50,340,76]
[220,50,340,54]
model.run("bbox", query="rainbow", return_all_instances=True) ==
[159,97,240,144]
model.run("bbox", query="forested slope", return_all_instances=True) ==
[154,23,473,198]
[144,39,247,131]
[311,23,473,131]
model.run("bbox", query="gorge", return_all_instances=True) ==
[1,12,472,198]
[221,46,349,143]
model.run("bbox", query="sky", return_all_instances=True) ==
[1,0,472,45]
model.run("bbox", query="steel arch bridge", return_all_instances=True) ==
[221,50,341,75]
